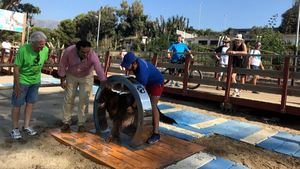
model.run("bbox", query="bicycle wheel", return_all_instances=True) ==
[187,69,203,89]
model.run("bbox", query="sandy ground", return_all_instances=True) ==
[0,74,108,169]
[0,74,300,169]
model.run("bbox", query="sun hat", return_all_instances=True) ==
[121,52,137,69]
[234,34,243,41]
[223,36,231,43]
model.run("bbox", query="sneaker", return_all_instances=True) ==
[168,81,174,87]
[61,123,71,133]
[236,91,240,97]
[11,128,22,139]
[147,133,160,144]
[174,82,180,87]
[231,91,237,97]
[216,86,221,90]
[78,125,86,133]
[23,127,37,136]
[100,127,111,133]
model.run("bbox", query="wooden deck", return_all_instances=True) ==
[163,83,300,115]
[49,128,205,169]
[191,84,300,108]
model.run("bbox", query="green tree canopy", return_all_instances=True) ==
[279,4,298,33]
[249,27,286,54]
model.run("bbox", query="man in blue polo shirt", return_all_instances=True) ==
[167,34,191,86]
[121,52,164,144]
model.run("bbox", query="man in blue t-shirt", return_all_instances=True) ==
[167,34,191,86]
[121,52,164,144]
[167,34,190,63]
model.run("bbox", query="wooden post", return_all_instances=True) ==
[104,51,111,77]
[0,48,5,72]
[8,48,16,74]
[21,13,27,45]
[182,54,191,95]
[0,48,5,63]
[224,55,233,104]
[152,52,158,66]
[280,57,290,113]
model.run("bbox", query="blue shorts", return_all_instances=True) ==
[251,65,260,70]
[11,83,40,106]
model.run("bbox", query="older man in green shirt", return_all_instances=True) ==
[10,31,49,139]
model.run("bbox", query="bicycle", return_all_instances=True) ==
[160,54,203,89]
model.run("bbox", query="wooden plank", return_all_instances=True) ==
[110,58,122,64]
[290,72,300,79]
[234,68,283,78]
[157,62,185,69]
[76,143,134,169]
[109,67,126,74]
[287,88,300,97]
[161,135,204,151]
[83,135,156,168]
[49,128,204,169]
[190,65,284,78]
[188,78,224,87]
[191,65,216,72]
[232,83,282,94]
[51,129,133,169]
[163,74,184,81]
[135,144,177,165]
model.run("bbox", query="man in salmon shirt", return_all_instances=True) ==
[58,40,107,132]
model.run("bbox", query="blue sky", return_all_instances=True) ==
[23,0,294,31]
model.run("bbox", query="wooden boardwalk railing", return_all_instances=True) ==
[105,51,300,116]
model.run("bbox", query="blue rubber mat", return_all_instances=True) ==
[294,150,300,158]
[158,104,175,110]
[165,110,215,125]
[197,120,261,140]
[252,137,285,151]
[158,103,300,159]
[275,141,300,156]
[199,157,244,169]
[258,132,300,157]
[273,132,300,144]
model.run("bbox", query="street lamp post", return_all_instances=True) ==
[296,2,300,56]
[96,7,102,52]
[199,2,202,29]
[293,2,300,86]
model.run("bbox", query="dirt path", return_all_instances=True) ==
[0,79,108,169]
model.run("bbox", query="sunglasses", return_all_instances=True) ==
[34,54,40,64]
